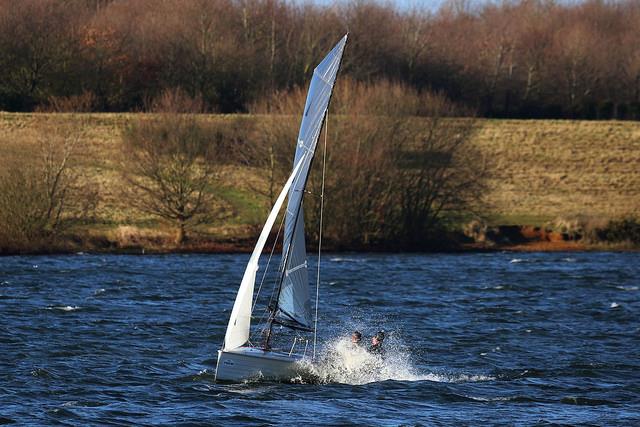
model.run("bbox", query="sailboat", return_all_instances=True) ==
[215,34,348,382]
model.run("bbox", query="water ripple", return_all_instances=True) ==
[0,252,638,424]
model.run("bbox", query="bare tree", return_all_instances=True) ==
[39,121,82,232]
[0,167,51,249]
[316,84,486,248]
[255,78,487,249]
[0,118,83,249]
[122,90,219,245]
[389,117,486,246]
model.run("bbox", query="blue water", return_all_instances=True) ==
[1,252,639,425]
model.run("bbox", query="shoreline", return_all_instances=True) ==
[1,237,636,256]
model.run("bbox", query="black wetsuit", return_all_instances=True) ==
[368,343,385,357]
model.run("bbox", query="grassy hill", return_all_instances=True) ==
[474,119,640,224]
[1,112,638,252]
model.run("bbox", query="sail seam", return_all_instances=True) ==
[313,70,333,86]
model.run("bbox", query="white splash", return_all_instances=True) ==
[465,395,514,402]
[297,337,493,385]
[509,258,525,264]
[47,305,81,312]
[610,302,620,309]
[329,257,365,263]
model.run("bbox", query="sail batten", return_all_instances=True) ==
[274,34,348,329]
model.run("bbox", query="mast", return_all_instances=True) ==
[313,110,328,359]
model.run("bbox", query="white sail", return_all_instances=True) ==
[223,157,306,350]
[275,34,348,329]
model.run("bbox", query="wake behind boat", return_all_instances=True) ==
[215,34,347,382]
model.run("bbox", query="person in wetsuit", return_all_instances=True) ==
[368,330,385,356]
[351,330,363,347]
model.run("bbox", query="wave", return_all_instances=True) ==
[178,368,217,383]
[31,367,55,378]
[294,337,494,385]
[561,396,618,406]
[510,257,579,265]
[329,257,365,263]
[45,305,81,312]
[463,395,536,403]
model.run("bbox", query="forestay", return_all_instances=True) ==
[223,157,305,350]
[275,35,348,330]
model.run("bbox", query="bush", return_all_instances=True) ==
[0,118,85,252]
[252,79,487,248]
[0,167,51,250]
[595,217,640,245]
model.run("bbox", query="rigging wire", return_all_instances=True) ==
[252,209,286,312]
[249,210,287,343]
[313,110,328,360]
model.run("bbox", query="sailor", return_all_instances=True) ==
[351,330,363,347]
[368,330,386,356]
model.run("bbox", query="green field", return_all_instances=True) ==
[1,113,638,251]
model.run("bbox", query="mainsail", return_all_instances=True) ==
[274,35,348,330]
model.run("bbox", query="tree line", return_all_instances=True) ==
[1,0,639,119]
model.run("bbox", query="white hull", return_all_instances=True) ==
[215,346,304,382]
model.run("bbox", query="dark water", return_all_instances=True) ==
[1,252,639,425]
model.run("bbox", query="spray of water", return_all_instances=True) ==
[295,336,493,385]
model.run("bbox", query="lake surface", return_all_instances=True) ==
[1,252,639,425]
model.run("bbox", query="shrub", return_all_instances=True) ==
[251,79,487,248]
[0,118,84,252]
[595,217,640,245]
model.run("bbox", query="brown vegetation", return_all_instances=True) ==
[462,216,640,251]
[254,79,487,248]
[0,115,96,252]
[121,90,222,244]
[1,0,640,119]
[0,108,639,253]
